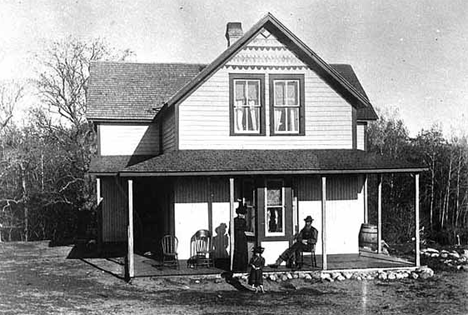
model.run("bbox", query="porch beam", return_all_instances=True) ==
[377,174,382,254]
[321,176,327,270]
[229,177,235,271]
[415,173,420,267]
[363,175,368,224]
[125,179,134,281]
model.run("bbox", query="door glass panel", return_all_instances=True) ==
[265,180,284,236]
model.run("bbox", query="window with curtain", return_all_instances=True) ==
[230,74,265,135]
[274,80,299,133]
[265,180,284,236]
[270,74,305,135]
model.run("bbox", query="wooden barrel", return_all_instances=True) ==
[359,224,378,250]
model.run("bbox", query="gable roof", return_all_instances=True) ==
[157,13,375,118]
[86,62,206,121]
[89,149,427,176]
[330,64,378,121]
[86,13,378,122]
[86,62,377,121]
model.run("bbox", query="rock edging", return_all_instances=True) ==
[421,248,468,271]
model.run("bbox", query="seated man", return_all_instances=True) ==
[270,215,318,269]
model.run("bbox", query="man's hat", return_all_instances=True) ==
[252,246,264,253]
[304,215,314,222]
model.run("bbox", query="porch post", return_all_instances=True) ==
[363,175,368,224]
[321,176,327,270]
[96,177,101,204]
[415,173,421,267]
[377,174,382,254]
[229,177,235,271]
[125,179,134,281]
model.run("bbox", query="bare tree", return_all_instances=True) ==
[36,37,133,127]
[0,81,23,131]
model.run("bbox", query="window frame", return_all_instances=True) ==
[269,74,305,136]
[229,73,266,136]
[265,179,285,237]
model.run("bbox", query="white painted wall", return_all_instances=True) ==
[297,176,365,255]
[177,31,354,150]
[174,202,209,259]
[212,202,231,257]
[178,67,353,150]
[357,123,366,150]
[99,124,159,155]
[261,241,290,264]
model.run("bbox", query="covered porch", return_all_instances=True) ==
[89,150,427,281]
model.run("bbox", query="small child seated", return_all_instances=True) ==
[248,246,265,293]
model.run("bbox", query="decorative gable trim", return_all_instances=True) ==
[155,13,374,122]
[225,65,308,71]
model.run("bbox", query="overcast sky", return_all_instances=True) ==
[1,0,467,136]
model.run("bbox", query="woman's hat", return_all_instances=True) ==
[304,215,314,222]
[252,246,264,253]
[236,205,247,214]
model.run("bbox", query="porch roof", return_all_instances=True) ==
[89,149,427,176]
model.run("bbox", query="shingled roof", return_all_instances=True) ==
[86,62,377,121]
[89,150,426,176]
[86,62,206,121]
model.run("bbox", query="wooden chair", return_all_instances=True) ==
[294,228,318,268]
[298,245,317,268]
[161,235,179,269]
[190,229,214,268]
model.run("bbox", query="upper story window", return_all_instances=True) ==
[269,74,305,136]
[229,74,265,136]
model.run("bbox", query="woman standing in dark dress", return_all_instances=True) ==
[233,204,248,272]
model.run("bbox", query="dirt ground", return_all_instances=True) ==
[0,242,467,315]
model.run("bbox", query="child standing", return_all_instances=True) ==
[248,246,265,293]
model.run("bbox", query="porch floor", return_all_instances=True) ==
[131,253,414,277]
[69,244,414,279]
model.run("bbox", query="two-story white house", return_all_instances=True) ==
[87,13,426,278]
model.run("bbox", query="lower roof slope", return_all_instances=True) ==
[89,150,426,176]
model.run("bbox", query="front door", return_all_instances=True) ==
[256,179,296,264]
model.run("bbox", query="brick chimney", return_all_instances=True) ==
[225,22,243,47]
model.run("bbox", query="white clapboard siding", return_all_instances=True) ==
[296,175,364,255]
[176,30,355,150]
[174,177,210,259]
[99,124,159,156]
[178,67,353,150]
[357,123,366,151]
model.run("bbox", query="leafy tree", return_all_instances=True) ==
[367,108,416,243]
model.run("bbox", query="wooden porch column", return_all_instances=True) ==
[415,173,421,267]
[377,174,382,254]
[125,179,134,281]
[321,176,327,270]
[229,177,235,271]
[363,175,368,224]
[96,177,101,204]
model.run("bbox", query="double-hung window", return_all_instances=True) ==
[269,74,305,135]
[229,74,265,135]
